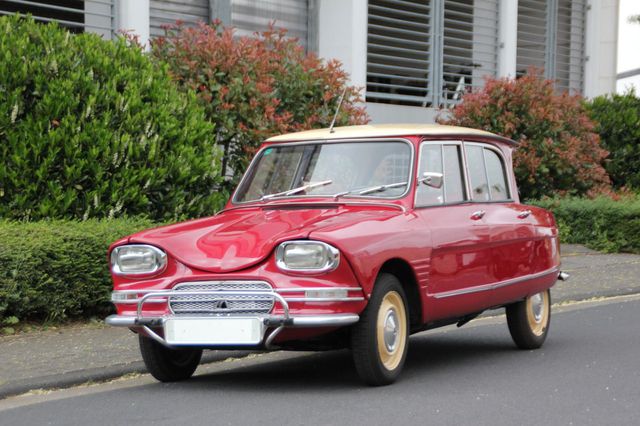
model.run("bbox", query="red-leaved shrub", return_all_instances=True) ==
[440,72,610,200]
[152,22,369,185]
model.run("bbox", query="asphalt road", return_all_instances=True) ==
[1,295,639,426]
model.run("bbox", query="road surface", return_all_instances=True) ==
[1,295,638,425]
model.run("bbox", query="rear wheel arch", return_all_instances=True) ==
[378,258,422,329]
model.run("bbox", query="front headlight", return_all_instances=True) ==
[110,244,167,276]
[275,240,340,273]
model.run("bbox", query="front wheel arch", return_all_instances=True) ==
[378,258,423,328]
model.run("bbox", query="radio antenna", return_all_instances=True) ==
[329,88,348,134]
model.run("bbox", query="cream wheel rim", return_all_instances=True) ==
[376,291,407,371]
[526,291,549,336]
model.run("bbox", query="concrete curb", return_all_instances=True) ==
[0,350,252,400]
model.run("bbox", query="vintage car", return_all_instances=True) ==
[106,124,567,386]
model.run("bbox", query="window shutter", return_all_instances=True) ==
[366,0,499,108]
[366,0,434,106]
[231,0,309,50]
[150,0,210,38]
[0,0,115,39]
[442,0,499,107]
[554,0,586,93]
[517,0,586,94]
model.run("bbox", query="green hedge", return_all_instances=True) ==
[0,218,156,325]
[585,90,640,190]
[0,15,224,221]
[530,196,640,254]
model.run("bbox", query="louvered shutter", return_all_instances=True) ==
[517,0,586,94]
[366,0,499,108]
[366,0,434,106]
[0,0,115,38]
[231,0,309,50]
[442,0,499,107]
[554,0,586,93]
[150,0,210,38]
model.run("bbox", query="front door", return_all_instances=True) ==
[414,141,494,321]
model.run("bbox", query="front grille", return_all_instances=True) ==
[168,281,274,315]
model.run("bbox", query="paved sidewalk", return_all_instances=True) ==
[1,244,639,399]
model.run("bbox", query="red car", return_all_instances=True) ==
[106,124,567,386]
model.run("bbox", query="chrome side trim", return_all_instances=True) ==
[283,297,365,302]
[112,285,366,304]
[275,287,363,293]
[432,267,560,299]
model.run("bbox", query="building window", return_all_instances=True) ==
[0,0,115,39]
[516,0,587,94]
[366,0,499,108]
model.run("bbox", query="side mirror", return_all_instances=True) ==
[419,172,443,189]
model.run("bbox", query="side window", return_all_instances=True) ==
[484,149,509,200]
[465,144,510,202]
[466,145,490,201]
[416,143,466,206]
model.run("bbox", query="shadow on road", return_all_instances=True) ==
[173,330,517,392]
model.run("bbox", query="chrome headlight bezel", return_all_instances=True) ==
[110,244,167,276]
[275,240,340,274]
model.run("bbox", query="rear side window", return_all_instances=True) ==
[465,144,510,202]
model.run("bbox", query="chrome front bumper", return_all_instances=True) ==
[106,289,360,349]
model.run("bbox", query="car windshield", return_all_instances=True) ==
[234,141,412,203]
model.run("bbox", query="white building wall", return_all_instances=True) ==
[317,0,367,89]
[584,0,619,97]
[117,0,151,47]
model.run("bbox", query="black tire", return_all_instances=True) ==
[139,335,203,382]
[506,289,551,349]
[351,273,410,386]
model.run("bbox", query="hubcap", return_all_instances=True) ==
[376,291,407,371]
[526,290,549,336]
[383,309,399,351]
[531,293,544,323]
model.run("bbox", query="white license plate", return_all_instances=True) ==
[164,317,265,345]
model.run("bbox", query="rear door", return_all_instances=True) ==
[463,142,537,304]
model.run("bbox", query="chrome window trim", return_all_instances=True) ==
[231,138,415,205]
[110,244,167,276]
[275,240,340,274]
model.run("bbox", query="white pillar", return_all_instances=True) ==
[317,0,367,89]
[497,0,518,78]
[117,0,150,47]
[584,0,618,97]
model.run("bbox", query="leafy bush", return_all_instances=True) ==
[0,15,224,221]
[530,196,640,253]
[0,218,156,323]
[585,90,640,190]
[441,72,610,200]
[152,22,369,185]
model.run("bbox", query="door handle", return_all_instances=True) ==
[470,210,485,220]
[517,210,532,219]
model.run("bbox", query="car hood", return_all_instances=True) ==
[128,203,403,273]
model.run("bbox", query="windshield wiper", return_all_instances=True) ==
[260,180,333,201]
[333,181,408,200]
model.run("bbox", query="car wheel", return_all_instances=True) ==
[506,289,551,349]
[139,335,203,382]
[351,273,409,386]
